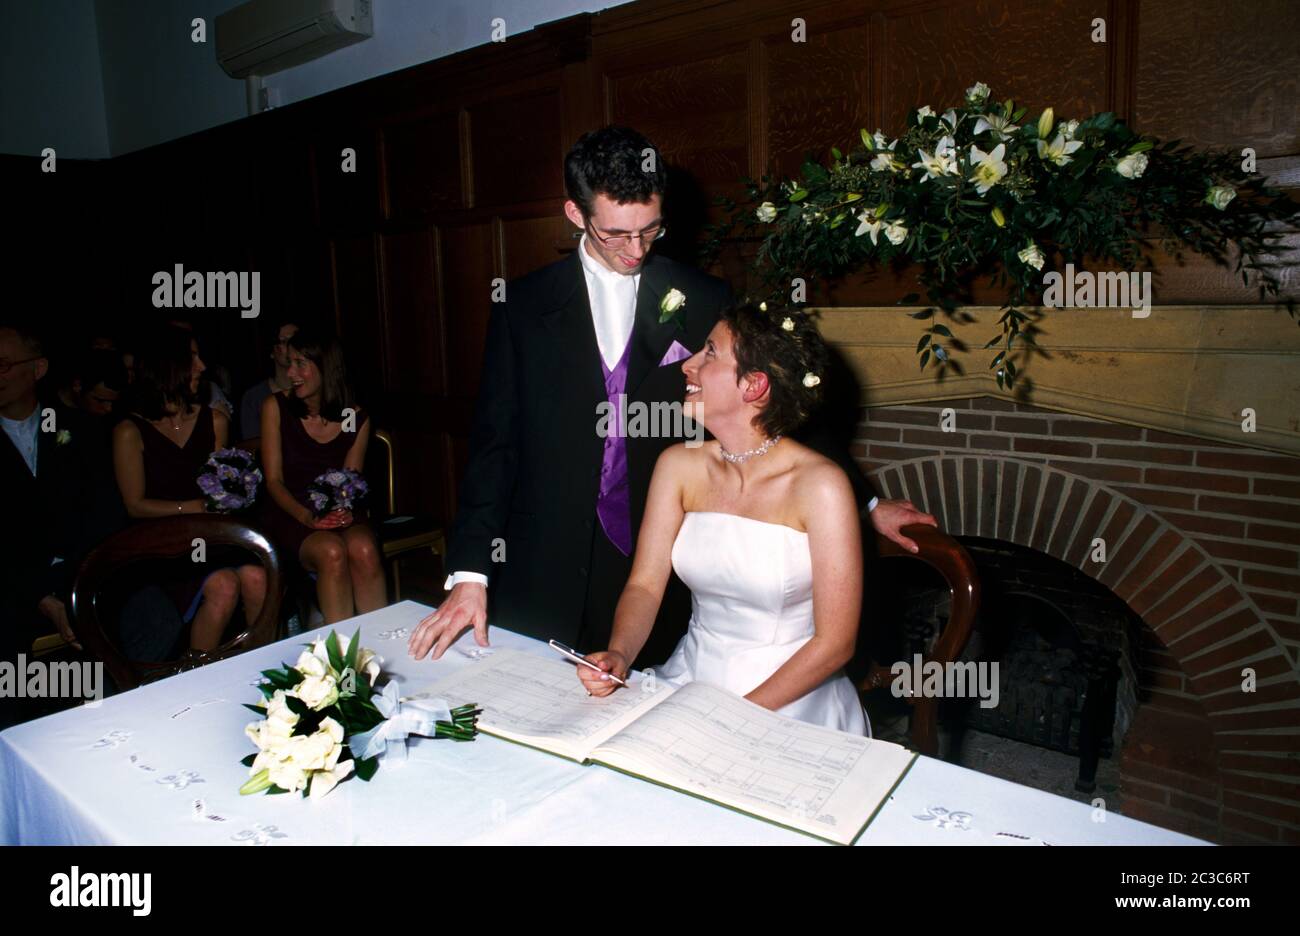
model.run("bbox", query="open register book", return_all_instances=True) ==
[409,648,918,845]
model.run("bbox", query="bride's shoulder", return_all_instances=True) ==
[787,445,854,507]
[655,440,713,472]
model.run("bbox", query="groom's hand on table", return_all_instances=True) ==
[409,582,488,661]
[577,651,630,697]
[870,499,939,554]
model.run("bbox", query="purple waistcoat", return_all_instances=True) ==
[596,339,634,556]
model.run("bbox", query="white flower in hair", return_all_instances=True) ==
[759,301,767,311]
[782,317,795,332]
[55,430,72,445]
[802,372,821,388]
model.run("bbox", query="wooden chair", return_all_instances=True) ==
[69,515,283,691]
[858,522,981,757]
[368,428,446,600]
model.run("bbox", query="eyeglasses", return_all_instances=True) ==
[0,355,43,376]
[585,219,666,250]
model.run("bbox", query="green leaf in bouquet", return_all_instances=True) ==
[353,755,379,782]
[266,785,290,795]
[917,334,931,352]
[261,667,296,689]
[345,629,360,671]
[243,702,268,715]
[326,631,344,673]
[284,694,310,717]
[240,753,258,768]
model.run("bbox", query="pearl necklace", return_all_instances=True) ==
[719,434,782,464]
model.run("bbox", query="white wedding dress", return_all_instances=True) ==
[654,511,871,736]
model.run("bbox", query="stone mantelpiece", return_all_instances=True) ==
[819,305,1300,455]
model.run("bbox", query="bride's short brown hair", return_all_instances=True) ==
[719,302,828,438]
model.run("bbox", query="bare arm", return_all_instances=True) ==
[580,445,689,692]
[112,418,205,517]
[342,415,369,472]
[744,460,863,712]
[260,393,312,526]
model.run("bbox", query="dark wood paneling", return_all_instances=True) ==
[379,230,443,395]
[1134,0,1300,157]
[469,90,565,208]
[382,110,463,219]
[331,235,384,399]
[880,0,1111,131]
[765,23,871,181]
[312,130,381,230]
[440,222,497,400]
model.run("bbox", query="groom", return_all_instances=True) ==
[409,125,933,667]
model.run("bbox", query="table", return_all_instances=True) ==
[0,601,1209,845]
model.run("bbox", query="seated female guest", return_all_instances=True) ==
[578,303,869,735]
[259,325,385,624]
[112,326,267,653]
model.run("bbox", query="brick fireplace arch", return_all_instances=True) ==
[867,452,1300,843]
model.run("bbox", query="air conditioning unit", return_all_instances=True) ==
[216,0,373,78]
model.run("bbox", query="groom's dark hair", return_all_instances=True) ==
[565,125,669,217]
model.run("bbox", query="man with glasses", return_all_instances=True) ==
[410,125,732,666]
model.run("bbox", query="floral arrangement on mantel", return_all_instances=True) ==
[699,81,1299,391]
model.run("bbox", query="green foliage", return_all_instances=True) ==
[698,84,1299,393]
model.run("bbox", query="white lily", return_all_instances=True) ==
[912,143,958,181]
[916,105,934,120]
[854,209,885,245]
[968,142,1008,194]
[1018,241,1046,271]
[1037,131,1084,166]
[966,81,991,104]
[870,152,903,172]
[872,130,897,151]
[973,113,1020,140]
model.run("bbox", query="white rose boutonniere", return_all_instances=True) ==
[55,429,72,446]
[658,287,687,327]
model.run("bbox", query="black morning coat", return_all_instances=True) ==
[445,246,735,648]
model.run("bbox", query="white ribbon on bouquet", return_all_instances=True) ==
[348,681,453,765]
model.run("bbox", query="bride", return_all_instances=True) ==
[578,302,872,734]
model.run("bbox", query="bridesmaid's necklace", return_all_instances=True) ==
[720,434,782,464]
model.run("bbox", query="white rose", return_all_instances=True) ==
[756,202,778,223]
[885,221,909,245]
[1018,242,1046,271]
[294,650,327,678]
[294,674,339,711]
[802,372,821,388]
[662,288,686,313]
[1115,153,1148,179]
[782,317,795,332]
[1206,184,1236,210]
[965,81,990,104]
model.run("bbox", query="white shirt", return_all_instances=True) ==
[576,230,639,370]
[1,403,40,477]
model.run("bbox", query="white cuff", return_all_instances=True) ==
[867,496,880,512]
[444,571,489,591]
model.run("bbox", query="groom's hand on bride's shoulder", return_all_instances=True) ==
[869,499,939,554]
[577,651,629,697]
[408,582,488,661]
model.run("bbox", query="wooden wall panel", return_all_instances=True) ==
[1134,0,1300,157]
[469,89,565,208]
[379,230,443,395]
[313,130,380,231]
[765,23,871,181]
[880,0,1111,132]
[331,235,384,400]
[440,223,497,401]
[382,110,463,219]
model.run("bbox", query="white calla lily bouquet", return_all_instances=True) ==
[239,630,479,799]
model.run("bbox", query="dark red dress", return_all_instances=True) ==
[259,391,370,567]
[127,407,223,621]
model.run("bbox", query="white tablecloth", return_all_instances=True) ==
[0,601,1208,845]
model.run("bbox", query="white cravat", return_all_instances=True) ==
[577,231,639,370]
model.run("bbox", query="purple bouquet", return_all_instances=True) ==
[197,448,263,512]
[307,468,369,517]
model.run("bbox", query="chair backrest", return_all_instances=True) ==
[69,515,282,691]
[860,522,981,755]
[369,428,397,514]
